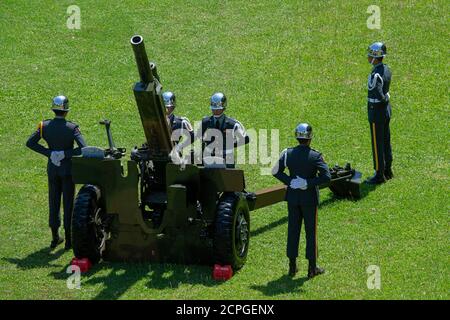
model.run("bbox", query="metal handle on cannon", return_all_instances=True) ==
[99,119,125,159]
[99,119,115,150]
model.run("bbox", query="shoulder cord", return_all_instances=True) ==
[368,72,383,90]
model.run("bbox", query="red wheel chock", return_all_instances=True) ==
[212,264,233,280]
[71,257,92,273]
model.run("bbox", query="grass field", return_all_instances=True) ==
[0,0,448,300]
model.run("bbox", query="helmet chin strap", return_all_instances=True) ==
[370,57,375,65]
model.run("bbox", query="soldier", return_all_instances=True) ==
[26,95,87,250]
[272,123,331,278]
[162,91,193,144]
[197,92,249,168]
[366,42,393,184]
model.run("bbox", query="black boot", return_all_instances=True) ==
[64,229,72,250]
[288,258,298,277]
[50,228,64,249]
[384,167,394,180]
[307,260,325,279]
[365,172,386,185]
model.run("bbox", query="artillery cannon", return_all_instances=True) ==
[70,35,362,270]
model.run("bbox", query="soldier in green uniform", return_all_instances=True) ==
[26,96,87,249]
[272,123,331,278]
[366,42,393,184]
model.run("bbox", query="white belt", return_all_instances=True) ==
[368,92,390,103]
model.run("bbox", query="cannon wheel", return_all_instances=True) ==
[72,185,105,264]
[213,192,250,270]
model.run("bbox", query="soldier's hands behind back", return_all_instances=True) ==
[290,177,302,189]
[289,178,299,189]
[290,176,307,190]
[50,152,60,166]
[50,151,65,167]
[296,176,308,190]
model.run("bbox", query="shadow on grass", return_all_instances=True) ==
[48,262,221,300]
[4,246,220,300]
[250,274,308,296]
[3,246,66,269]
[359,182,377,198]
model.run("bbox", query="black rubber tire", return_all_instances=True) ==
[213,192,250,270]
[72,185,104,264]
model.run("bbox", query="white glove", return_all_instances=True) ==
[50,152,60,166]
[290,177,301,189]
[50,151,65,167]
[290,176,308,190]
[296,176,308,190]
[169,147,182,165]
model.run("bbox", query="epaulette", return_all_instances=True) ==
[67,120,79,129]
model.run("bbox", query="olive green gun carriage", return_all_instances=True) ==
[70,35,362,270]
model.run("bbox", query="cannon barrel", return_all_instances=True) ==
[130,35,154,84]
[129,34,173,160]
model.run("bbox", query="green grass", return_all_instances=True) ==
[0,0,448,299]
